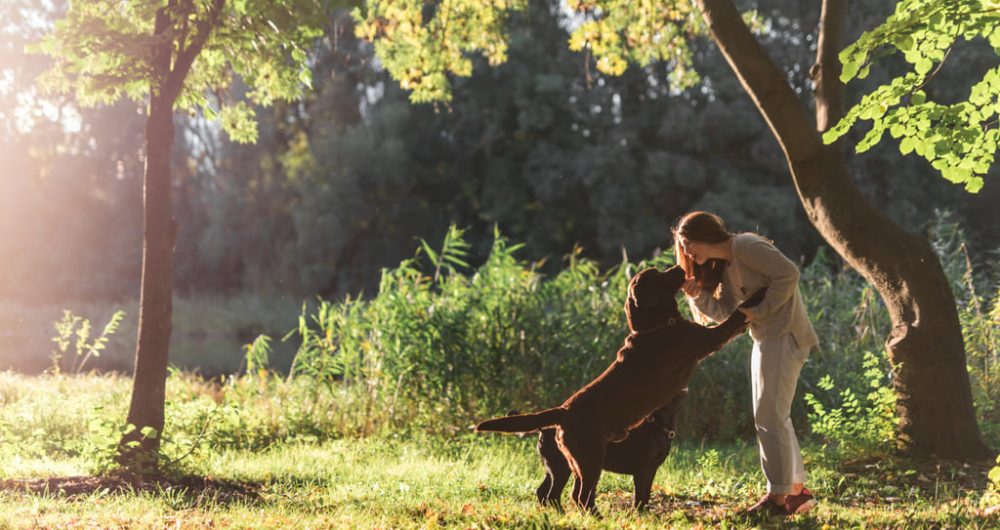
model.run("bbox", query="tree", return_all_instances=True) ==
[826,0,1000,193]
[35,0,328,468]
[354,0,992,459]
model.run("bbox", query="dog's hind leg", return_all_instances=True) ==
[573,458,604,515]
[560,432,605,515]
[632,468,656,509]
[538,467,569,510]
[537,429,569,509]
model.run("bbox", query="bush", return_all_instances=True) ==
[282,225,674,435]
[281,214,997,454]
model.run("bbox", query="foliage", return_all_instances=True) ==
[84,414,159,475]
[277,213,999,452]
[353,0,527,102]
[564,0,703,83]
[7,2,998,305]
[32,0,329,142]
[50,309,126,374]
[12,215,995,454]
[284,225,673,433]
[985,454,1000,511]
[242,334,273,376]
[927,209,1000,444]
[353,0,707,102]
[804,351,898,459]
[824,0,1000,192]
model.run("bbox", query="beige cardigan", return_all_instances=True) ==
[689,233,819,350]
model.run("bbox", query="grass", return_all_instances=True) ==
[0,214,995,527]
[0,436,996,529]
[0,373,997,529]
[0,292,302,375]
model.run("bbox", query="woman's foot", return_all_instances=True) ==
[783,487,817,514]
[742,488,817,516]
[742,493,785,516]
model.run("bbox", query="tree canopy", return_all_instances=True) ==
[353,0,706,103]
[824,0,1000,193]
[354,0,999,193]
[32,0,327,142]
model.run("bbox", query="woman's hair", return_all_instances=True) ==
[672,211,733,297]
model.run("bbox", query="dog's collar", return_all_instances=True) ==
[645,415,677,439]
[630,316,679,336]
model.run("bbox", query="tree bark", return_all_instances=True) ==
[119,91,177,467]
[694,0,991,460]
[118,4,179,469]
[118,0,225,470]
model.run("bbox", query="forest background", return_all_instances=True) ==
[2,0,997,375]
[0,0,999,526]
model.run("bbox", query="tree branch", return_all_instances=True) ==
[150,0,177,95]
[811,0,846,136]
[912,44,953,94]
[164,0,227,102]
[175,0,194,63]
[693,0,822,167]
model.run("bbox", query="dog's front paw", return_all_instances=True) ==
[741,287,767,309]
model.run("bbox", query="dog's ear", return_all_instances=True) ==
[627,268,656,308]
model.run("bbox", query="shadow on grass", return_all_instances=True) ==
[831,453,995,504]
[0,473,264,506]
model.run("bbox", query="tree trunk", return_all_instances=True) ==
[694,0,991,460]
[118,8,178,470]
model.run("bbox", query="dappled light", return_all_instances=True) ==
[1,0,998,527]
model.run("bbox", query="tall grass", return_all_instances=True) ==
[279,214,998,452]
[0,293,302,375]
[284,226,674,436]
[2,213,992,463]
[930,210,1000,445]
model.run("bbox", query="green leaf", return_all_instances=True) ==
[900,137,915,154]
[841,60,860,83]
[915,57,933,75]
[941,167,971,183]
[420,240,440,268]
[965,177,984,193]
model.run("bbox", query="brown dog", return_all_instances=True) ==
[531,390,687,510]
[476,265,764,513]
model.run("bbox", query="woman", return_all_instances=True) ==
[673,211,818,516]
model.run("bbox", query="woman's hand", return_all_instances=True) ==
[681,278,701,298]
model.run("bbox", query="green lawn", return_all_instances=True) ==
[0,435,996,529]
[0,373,996,529]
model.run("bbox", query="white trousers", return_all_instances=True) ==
[751,333,808,494]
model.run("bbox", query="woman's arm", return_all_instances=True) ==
[688,286,740,324]
[737,238,800,320]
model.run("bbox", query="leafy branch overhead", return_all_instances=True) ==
[824,0,1000,193]
[352,0,705,103]
[32,0,328,143]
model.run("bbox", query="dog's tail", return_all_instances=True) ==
[475,407,565,434]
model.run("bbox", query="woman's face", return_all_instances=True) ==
[678,236,713,265]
